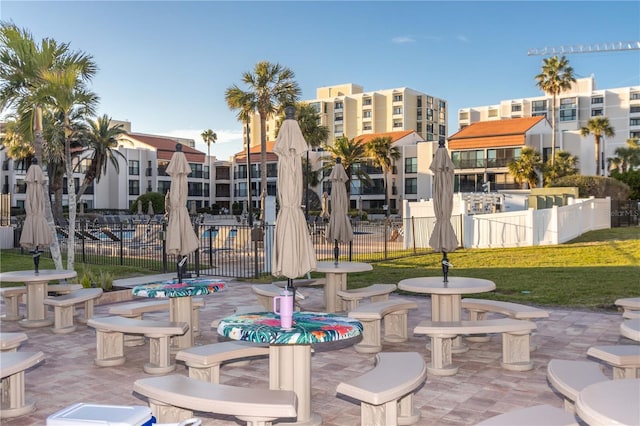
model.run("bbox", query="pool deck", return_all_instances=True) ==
[0,277,632,425]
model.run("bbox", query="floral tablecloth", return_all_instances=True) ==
[217,311,363,345]
[132,278,225,298]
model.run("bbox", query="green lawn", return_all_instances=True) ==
[2,227,638,310]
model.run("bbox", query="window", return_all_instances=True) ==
[532,100,547,112]
[426,123,434,133]
[591,108,603,117]
[362,124,372,131]
[363,98,372,106]
[591,96,604,104]
[631,118,640,126]
[190,163,203,178]
[334,124,343,133]
[439,100,446,110]
[417,97,422,107]
[487,147,521,167]
[128,160,139,175]
[334,114,343,121]
[488,109,498,118]
[334,101,343,110]
[393,107,402,115]
[427,96,434,107]
[363,110,372,118]
[417,108,422,120]
[630,131,640,139]
[416,122,422,132]
[559,97,577,121]
[393,94,403,102]
[158,180,170,194]
[630,106,640,113]
[426,109,434,121]
[404,178,417,194]
[630,92,640,100]
[393,121,403,128]
[128,180,140,196]
[511,104,522,112]
[405,157,417,173]
[439,125,446,136]
[451,150,484,168]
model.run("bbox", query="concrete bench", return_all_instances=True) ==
[461,298,548,344]
[43,288,103,334]
[87,316,188,375]
[587,345,640,378]
[109,298,205,346]
[615,297,640,319]
[133,374,297,426]
[414,318,536,376]
[620,318,640,342]
[0,332,28,352]
[338,283,397,311]
[0,351,45,419]
[251,284,305,311]
[475,404,578,426]
[546,359,609,412]
[176,341,269,383]
[0,287,26,321]
[47,283,83,295]
[348,299,418,354]
[336,352,426,426]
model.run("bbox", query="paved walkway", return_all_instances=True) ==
[0,277,632,425]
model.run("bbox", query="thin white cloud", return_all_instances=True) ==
[392,36,416,44]
[457,34,470,43]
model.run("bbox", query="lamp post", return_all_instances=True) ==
[245,122,253,227]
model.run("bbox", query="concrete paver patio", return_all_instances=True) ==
[0,278,632,425]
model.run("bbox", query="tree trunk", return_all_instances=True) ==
[34,125,64,270]
[259,116,268,220]
[64,134,76,270]
[595,136,601,176]
[551,94,557,167]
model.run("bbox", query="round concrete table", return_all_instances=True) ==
[315,261,373,313]
[576,378,640,425]
[133,278,225,351]
[398,276,496,353]
[218,311,363,425]
[0,269,77,328]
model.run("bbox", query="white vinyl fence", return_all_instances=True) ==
[404,197,611,249]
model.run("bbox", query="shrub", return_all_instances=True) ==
[611,170,640,200]
[549,175,631,200]
[130,192,166,215]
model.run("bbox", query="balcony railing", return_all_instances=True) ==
[453,158,515,169]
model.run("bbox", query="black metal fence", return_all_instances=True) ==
[10,218,435,279]
[610,200,639,227]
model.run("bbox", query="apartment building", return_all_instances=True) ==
[1,128,233,213]
[457,76,639,176]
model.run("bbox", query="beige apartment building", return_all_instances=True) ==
[457,76,639,176]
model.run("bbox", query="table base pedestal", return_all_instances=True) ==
[269,345,321,426]
[169,297,193,353]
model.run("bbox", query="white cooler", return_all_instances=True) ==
[46,403,153,426]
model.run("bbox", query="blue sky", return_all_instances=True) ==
[2,1,639,160]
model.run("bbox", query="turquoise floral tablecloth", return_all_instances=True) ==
[132,278,225,298]
[217,311,363,345]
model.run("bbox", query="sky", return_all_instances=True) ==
[2,1,639,161]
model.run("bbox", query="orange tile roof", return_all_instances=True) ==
[449,116,545,140]
[448,117,546,150]
[354,130,415,145]
[234,140,279,162]
[126,133,205,163]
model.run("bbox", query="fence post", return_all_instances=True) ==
[162,222,167,273]
[195,223,201,277]
[119,222,124,265]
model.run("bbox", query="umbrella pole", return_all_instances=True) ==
[441,251,450,284]
[334,239,340,266]
[31,246,41,274]
[177,255,188,283]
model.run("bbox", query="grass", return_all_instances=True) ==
[1,227,638,310]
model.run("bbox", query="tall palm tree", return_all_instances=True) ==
[322,136,370,198]
[365,136,400,217]
[580,116,615,176]
[507,146,542,189]
[200,129,217,208]
[34,64,99,269]
[76,114,126,198]
[0,23,97,269]
[535,55,576,166]
[225,61,300,201]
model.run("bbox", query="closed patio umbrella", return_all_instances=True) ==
[325,157,353,266]
[19,158,52,273]
[272,106,317,290]
[428,140,458,283]
[166,143,200,282]
[147,200,154,217]
[137,200,143,215]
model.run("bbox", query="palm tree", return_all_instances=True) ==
[365,136,400,217]
[507,146,542,189]
[322,136,370,198]
[200,129,217,208]
[34,64,99,270]
[535,55,576,166]
[544,149,579,185]
[76,114,126,199]
[609,138,640,173]
[0,23,97,269]
[225,61,300,201]
[580,116,615,176]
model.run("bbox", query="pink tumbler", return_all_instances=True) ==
[273,290,294,329]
